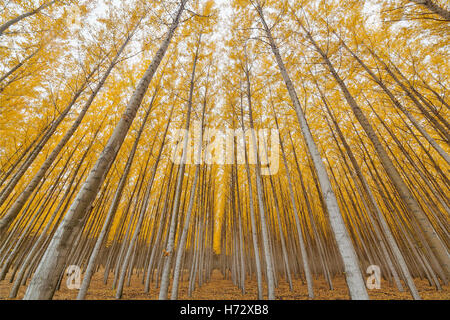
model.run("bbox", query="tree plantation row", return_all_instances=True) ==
[0,0,448,300]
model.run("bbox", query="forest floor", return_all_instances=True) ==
[1,269,448,300]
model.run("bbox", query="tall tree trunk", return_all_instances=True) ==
[171,66,208,300]
[0,64,99,211]
[158,31,199,300]
[0,47,40,84]
[0,1,57,36]
[77,94,163,300]
[272,109,314,298]
[243,54,276,300]
[325,106,421,299]
[410,0,450,20]
[298,19,450,281]
[254,2,369,300]
[115,103,172,299]
[8,137,93,298]
[0,29,136,235]
[239,93,264,300]
[22,0,188,300]
[337,37,449,165]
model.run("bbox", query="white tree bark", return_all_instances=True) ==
[0,1,57,36]
[115,103,172,299]
[158,33,199,300]
[0,30,135,236]
[254,2,369,300]
[301,24,450,282]
[170,97,205,300]
[239,91,264,300]
[410,0,450,20]
[23,0,188,300]
[243,61,276,300]
[273,110,314,298]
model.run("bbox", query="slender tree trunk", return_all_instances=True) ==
[0,47,40,84]
[22,0,188,300]
[0,30,135,235]
[255,3,369,299]
[115,104,172,299]
[158,31,198,300]
[8,138,92,298]
[314,75,422,298]
[298,20,450,281]
[0,64,98,212]
[0,123,49,190]
[171,68,208,300]
[239,90,264,300]
[338,37,449,165]
[77,96,162,300]
[243,55,276,300]
[272,109,314,298]
[0,1,57,36]
[410,0,450,20]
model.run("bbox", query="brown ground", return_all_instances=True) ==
[1,269,448,300]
